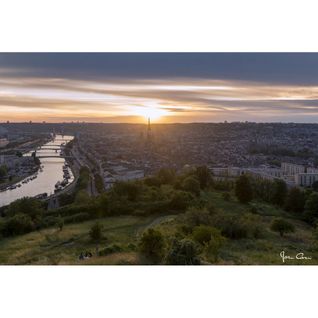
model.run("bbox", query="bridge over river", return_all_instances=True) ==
[0,135,75,208]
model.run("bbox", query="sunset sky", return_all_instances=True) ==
[2,53,318,123]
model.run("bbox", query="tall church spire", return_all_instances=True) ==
[147,117,151,142]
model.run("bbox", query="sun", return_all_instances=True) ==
[132,105,169,121]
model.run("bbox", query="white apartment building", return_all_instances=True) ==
[307,167,318,174]
[210,167,243,177]
[295,173,318,187]
[281,162,305,176]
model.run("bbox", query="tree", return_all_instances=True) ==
[304,192,318,224]
[139,228,165,264]
[74,190,91,205]
[157,168,176,185]
[312,180,318,192]
[235,174,253,204]
[203,228,226,262]
[285,187,305,214]
[2,214,34,237]
[184,207,212,228]
[5,197,44,222]
[89,222,103,242]
[270,179,288,206]
[270,218,295,237]
[165,239,200,265]
[57,215,64,231]
[169,190,194,211]
[222,192,231,201]
[144,176,161,187]
[182,176,200,196]
[112,181,141,201]
[195,166,212,189]
[0,165,7,179]
[76,166,90,191]
[192,225,223,245]
[94,173,104,193]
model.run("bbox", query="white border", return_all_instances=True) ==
[0,266,316,318]
[0,1,318,317]
[1,0,318,52]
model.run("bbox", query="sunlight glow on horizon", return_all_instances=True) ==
[130,105,170,121]
[2,76,318,123]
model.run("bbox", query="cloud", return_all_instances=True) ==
[2,73,318,122]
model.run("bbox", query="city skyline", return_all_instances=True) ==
[3,53,318,123]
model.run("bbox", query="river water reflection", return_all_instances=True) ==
[0,135,74,207]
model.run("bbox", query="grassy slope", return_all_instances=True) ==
[0,215,160,265]
[0,190,317,265]
[199,192,317,265]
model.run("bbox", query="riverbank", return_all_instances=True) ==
[0,161,41,192]
[0,135,74,208]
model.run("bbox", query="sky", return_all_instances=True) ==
[2,53,318,123]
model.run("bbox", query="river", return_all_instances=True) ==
[0,135,74,208]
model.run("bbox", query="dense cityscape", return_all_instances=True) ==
[2,121,318,196]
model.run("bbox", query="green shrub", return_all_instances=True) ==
[89,222,104,242]
[222,192,231,201]
[212,214,249,239]
[165,239,200,265]
[241,213,263,239]
[139,228,165,264]
[169,191,194,211]
[181,176,200,196]
[41,215,59,228]
[99,244,123,256]
[94,173,104,193]
[285,187,305,213]
[157,168,176,184]
[235,175,253,204]
[5,197,44,221]
[192,225,219,245]
[270,218,295,237]
[2,214,34,237]
[48,203,98,218]
[183,207,212,228]
[195,165,212,189]
[304,192,318,224]
[63,212,91,224]
[74,190,91,205]
[112,181,142,201]
[203,228,226,262]
[133,200,170,216]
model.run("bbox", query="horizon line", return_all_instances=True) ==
[2,121,318,125]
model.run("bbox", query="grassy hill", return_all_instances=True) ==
[0,189,317,265]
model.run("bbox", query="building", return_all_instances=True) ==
[307,167,318,174]
[210,166,243,177]
[281,162,305,176]
[245,168,280,181]
[147,117,151,142]
[0,138,9,148]
[295,173,318,187]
